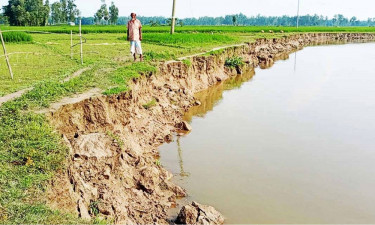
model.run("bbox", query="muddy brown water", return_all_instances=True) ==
[159,43,375,224]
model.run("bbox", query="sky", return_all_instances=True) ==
[51,0,375,20]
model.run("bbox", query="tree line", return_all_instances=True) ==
[79,14,375,27]
[0,0,119,26]
[2,0,50,26]
[140,14,375,27]
[50,0,79,24]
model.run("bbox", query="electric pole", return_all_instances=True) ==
[170,0,177,34]
[296,0,300,29]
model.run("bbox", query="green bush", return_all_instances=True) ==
[225,56,244,68]
[2,31,32,43]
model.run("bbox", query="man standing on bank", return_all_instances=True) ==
[127,13,143,61]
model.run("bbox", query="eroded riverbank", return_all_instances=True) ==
[46,33,375,224]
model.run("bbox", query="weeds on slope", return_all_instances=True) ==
[103,62,157,95]
[0,106,86,224]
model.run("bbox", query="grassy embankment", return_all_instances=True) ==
[0,25,374,224]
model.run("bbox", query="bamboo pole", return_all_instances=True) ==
[0,28,14,79]
[70,30,73,60]
[79,20,83,65]
[170,0,177,34]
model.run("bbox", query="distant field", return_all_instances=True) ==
[1,25,375,34]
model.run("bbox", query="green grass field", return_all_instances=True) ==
[0,25,374,224]
[0,27,288,97]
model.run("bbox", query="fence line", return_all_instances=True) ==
[0,51,99,58]
[1,21,89,79]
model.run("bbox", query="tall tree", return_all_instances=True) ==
[109,1,118,25]
[350,16,358,26]
[67,0,79,22]
[50,0,79,25]
[94,0,110,25]
[232,15,237,26]
[59,0,67,22]
[101,0,109,24]
[94,8,103,24]
[51,2,62,24]
[41,0,50,25]
[0,12,8,24]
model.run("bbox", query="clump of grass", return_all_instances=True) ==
[89,200,100,217]
[144,50,175,61]
[182,59,192,67]
[155,159,162,166]
[106,131,124,149]
[93,217,111,224]
[2,31,32,43]
[206,48,225,56]
[142,98,157,110]
[102,86,128,96]
[225,56,244,68]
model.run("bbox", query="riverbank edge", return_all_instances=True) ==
[47,33,375,224]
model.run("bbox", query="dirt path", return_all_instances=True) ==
[63,67,91,82]
[0,87,33,106]
[0,67,91,107]
[177,43,247,60]
[35,88,102,114]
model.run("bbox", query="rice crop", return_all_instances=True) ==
[1,31,32,43]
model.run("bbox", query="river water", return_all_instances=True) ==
[159,43,375,224]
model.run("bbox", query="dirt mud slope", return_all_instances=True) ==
[46,33,375,224]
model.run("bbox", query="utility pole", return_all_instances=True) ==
[170,0,177,34]
[296,0,300,29]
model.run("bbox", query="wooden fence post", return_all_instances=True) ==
[0,28,14,79]
[70,30,73,60]
[79,20,83,65]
